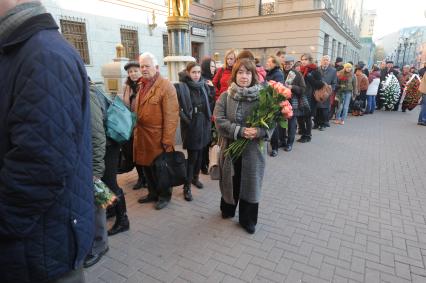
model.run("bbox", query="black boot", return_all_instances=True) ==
[132,177,144,190]
[108,190,129,236]
[183,184,193,201]
[239,199,258,234]
[192,176,204,189]
[133,168,148,190]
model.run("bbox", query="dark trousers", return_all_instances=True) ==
[186,149,203,185]
[282,116,297,146]
[220,158,258,227]
[358,90,367,110]
[315,108,329,127]
[102,142,121,196]
[376,91,383,109]
[121,137,146,182]
[143,165,172,201]
[297,115,312,138]
[200,146,209,171]
[270,126,284,150]
[103,142,127,218]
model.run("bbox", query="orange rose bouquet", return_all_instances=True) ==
[224,80,293,161]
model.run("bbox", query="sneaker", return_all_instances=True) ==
[418,122,426,126]
[270,150,278,157]
[340,120,345,125]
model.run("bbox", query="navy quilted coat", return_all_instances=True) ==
[0,14,94,282]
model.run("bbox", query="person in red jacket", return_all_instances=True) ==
[213,49,237,100]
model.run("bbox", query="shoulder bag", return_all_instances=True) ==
[97,86,136,143]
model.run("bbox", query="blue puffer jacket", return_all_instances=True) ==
[0,13,94,282]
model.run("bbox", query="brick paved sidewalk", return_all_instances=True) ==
[86,109,426,283]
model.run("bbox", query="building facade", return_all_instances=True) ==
[380,26,426,68]
[41,0,215,82]
[359,10,376,67]
[212,0,362,65]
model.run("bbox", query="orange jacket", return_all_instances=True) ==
[133,76,179,166]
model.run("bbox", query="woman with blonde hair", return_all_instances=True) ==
[335,63,358,124]
[213,49,237,100]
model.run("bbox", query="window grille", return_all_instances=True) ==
[120,28,139,60]
[60,19,90,64]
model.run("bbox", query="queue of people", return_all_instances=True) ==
[2,2,426,282]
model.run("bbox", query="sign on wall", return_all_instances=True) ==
[191,27,207,37]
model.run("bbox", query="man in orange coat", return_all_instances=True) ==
[134,52,179,210]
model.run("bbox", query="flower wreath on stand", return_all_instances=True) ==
[225,80,293,161]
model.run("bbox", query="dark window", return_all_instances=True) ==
[163,34,169,65]
[120,28,139,60]
[60,19,90,64]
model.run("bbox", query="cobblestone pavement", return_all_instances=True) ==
[86,109,426,283]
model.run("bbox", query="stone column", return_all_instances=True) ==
[164,1,195,82]
[101,44,129,95]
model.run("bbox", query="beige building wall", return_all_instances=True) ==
[360,10,376,38]
[189,0,215,61]
[212,0,362,65]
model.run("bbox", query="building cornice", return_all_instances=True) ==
[212,9,361,49]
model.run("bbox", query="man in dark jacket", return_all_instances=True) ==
[0,1,94,282]
[318,55,337,129]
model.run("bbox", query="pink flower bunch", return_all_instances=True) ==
[280,100,293,119]
[269,80,292,99]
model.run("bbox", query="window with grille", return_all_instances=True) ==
[60,19,90,64]
[162,34,169,65]
[259,0,275,16]
[120,28,139,60]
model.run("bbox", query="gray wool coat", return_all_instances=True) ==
[214,84,273,205]
[318,65,337,108]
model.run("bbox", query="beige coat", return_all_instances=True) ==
[133,76,179,166]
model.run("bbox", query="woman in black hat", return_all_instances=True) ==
[121,61,148,190]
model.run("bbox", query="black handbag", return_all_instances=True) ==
[152,150,187,190]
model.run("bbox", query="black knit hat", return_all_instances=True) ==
[335,57,343,63]
[124,61,140,71]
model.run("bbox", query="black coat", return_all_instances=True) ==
[0,14,94,282]
[284,69,306,117]
[175,77,212,150]
[266,67,284,83]
[304,68,325,114]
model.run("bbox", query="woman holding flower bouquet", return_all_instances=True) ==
[214,59,276,234]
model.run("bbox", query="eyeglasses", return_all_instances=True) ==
[301,58,308,61]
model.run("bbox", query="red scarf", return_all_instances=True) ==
[300,63,317,77]
[138,72,160,100]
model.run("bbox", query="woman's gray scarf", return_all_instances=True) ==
[0,2,47,42]
[228,82,261,102]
